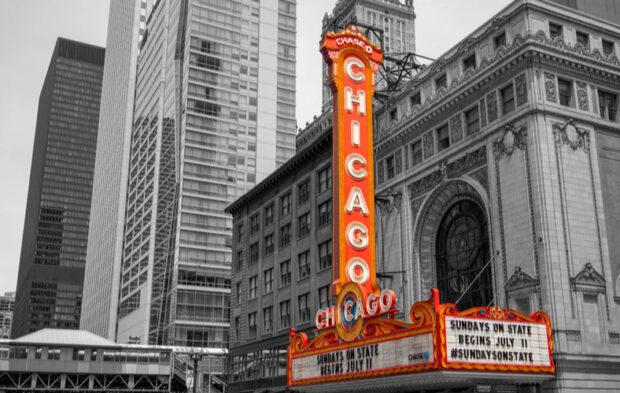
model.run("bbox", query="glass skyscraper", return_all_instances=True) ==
[115,0,297,349]
[80,0,150,341]
[12,38,104,338]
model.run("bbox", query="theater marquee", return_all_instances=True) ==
[288,26,555,391]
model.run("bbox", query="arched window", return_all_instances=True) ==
[435,200,492,309]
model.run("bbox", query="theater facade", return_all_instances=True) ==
[226,0,620,392]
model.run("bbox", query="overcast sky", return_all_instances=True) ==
[0,0,512,294]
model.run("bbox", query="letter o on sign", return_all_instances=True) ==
[346,257,370,284]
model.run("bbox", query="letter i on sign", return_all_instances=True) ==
[320,26,383,302]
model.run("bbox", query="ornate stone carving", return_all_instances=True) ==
[479,99,487,128]
[394,148,403,174]
[486,91,498,122]
[544,72,557,102]
[493,124,528,160]
[410,196,425,222]
[423,131,434,159]
[515,73,527,106]
[449,114,463,143]
[576,81,589,111]
[552,119,590,152]
[505,266,539,292]
[408,146,487,198]
[468,166,489,193]
[446,146,487,178]
[571,262,606,292]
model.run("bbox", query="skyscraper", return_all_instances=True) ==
[12,38,104,338]
[115,0,297,349]
[0,292,15,339]
[80,0,150,341]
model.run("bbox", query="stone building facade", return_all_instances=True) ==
[374,0,620,391]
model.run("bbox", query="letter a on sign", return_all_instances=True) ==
[320,26,383,301]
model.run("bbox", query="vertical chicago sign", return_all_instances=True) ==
[287,27,555,391]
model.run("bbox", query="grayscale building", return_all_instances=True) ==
[115,0,297,371]
[81,0,150,341]
[0,292,15,339]
[12,38,105,338]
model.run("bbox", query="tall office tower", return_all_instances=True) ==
[80,0,150,341]
[116,0,297,350]
[12,38,104,338]
[321,0,416,111]
[0,292,15,339]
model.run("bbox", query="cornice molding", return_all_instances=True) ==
[376,30,620,153]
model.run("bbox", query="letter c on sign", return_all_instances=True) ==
[344,57,365,83]
[345,153,367,180]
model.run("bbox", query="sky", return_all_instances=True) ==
[0,0,512,294]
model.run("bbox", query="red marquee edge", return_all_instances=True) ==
[287,289,555,387]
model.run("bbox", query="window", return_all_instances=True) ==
[264,234,274,256]
[298,250,311,279]
[264,268,273,293]
[280,260,291,286]
[318,240,332,270]
[389,108,398,122]
[583,294,601,342]
[576,31,589,48]
[435,74,447,90]
[298,213,310,238]
[249,243,259,264]
[549,22,562,40]
[279,223,291,247]
[48,349,61,360]
[494,32,506,49]
[249,275,257,299]
[318,200,332,227]
[603,39,615,56]
[250,214,259,234]
[298,180,310,205]
[437,124,450,151]
[298,293,311,323]
[236,282,242,304]
[558,78,573,107]
[248,312,257,337]
[501,84,515,114]
[318,285,330,309]
[280,192,291,216]
[237,223,244,242]
[318,166,331,193]
[463,53,476,71]
[263,306,273,333]
[598,90,618,121]
[386,155,395,179]
[236,250,243,269]
[411,140,423,166]
[280,300,291,328]
[235,317,240,340]
[410,92,421,108]
[465,106,480,134]
[264,204,274,226]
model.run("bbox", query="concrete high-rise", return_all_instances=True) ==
[115,0,297,354]
[12,38,104,338]
[80,0,150,341]
[0,292,15,339]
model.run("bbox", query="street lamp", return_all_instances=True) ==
[190,352,203,393]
